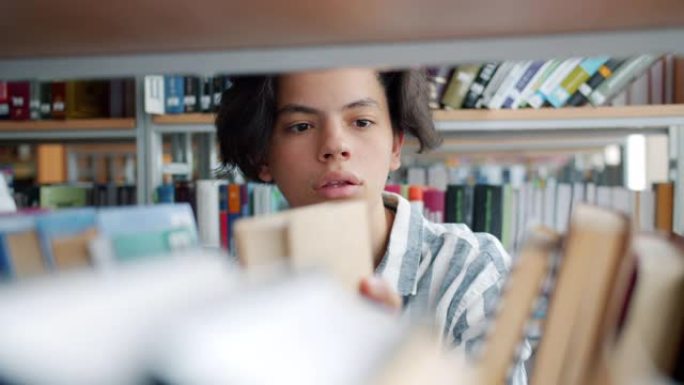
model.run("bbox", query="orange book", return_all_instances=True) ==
[36,144,66,184]
[654,182,674,233]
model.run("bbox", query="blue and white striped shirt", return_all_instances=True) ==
[377,192,530,385]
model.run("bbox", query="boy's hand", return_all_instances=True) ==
[359,276,402,312]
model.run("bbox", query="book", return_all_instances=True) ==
[164,75,184,114]
[566,58,625,107]
[50,81,67,120]
[479,228,560,385]
[144,75,165,115]
[518,59,561,108]
[441,64,480,109]
[183,76,200,113]
[461,62,498,109]
[65,80,109,119]
[108,78,125,118]
[0,81,9,120]
[235,200,373,290]
[35,208,97,269]
[527,57,583,109]
[199,76,213,112]
[8,81,30,120]
[472,184,503,240]
[29,80,40,120]
[487,61,532,109]
[531,204,630,385]
[39,81,52,119]
[500,60,546,109]
[0,215,45,278]
[589,55,659,106]
[546,57,610,108]
[36,144,66,185]
[195,179,226,248]
[445,185,474,228]
[212,75,233,111]
[426,66,454,109]
[654,182,674,233]
[478,62,515,108]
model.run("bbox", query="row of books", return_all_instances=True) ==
[0,203,198,280]
[427,54,684,110]
[13,184,137,209]
[144,75,232,115]
[386,180,674,255]
[0,78,135,121]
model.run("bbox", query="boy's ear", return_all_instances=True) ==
[389,131,404,171]
[258,164,274,183]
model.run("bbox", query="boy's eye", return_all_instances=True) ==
[288,122,312,133]
[354,119,374,128]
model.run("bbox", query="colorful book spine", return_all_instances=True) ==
[219,184,228,250]
[164,75,185,114]
[462,63,499,109]
[39,82,52,119]
[51,81,67,120]
[589,55,658,106]
[501,60,546,109]
[488,61,532,109]
[227,184,242,253]
[200,76,213,113]
[527,58,583,108]
[546,57,610,108]
[183,76,199,113]
[29,80,41,120]
[518,60,561,108]
[566,58,624,107]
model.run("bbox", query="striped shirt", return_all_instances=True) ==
[377,192,530,385]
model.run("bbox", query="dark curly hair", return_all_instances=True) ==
[216,69,441,181]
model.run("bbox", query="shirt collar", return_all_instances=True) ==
[376,192,424,296]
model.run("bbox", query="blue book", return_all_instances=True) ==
[164,75,185,114]
[97,204,199,261]
[156,183,175,203]
[35,208,97,269]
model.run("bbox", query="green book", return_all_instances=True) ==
[40,185,88,209]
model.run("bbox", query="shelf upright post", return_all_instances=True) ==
[197,132,216,179]
[135,75,149,204]
[673,125,684,235]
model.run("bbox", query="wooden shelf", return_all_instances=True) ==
[2,0,684,58]
[150,105,684,131]
[0,118,136,131]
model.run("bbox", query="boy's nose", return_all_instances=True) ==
[318,123,351,162]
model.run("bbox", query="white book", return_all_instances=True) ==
[543,178,557,229]
[555,183,573,233]
[144,75,165,114]
[196,179,226,248]
[478,62,515,108]
[487,61,531,109]
[515,60,558,109]
[637,189,655,231]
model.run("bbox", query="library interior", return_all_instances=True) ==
[0,1,683,384]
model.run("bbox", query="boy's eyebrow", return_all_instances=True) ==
[276,98,380,117]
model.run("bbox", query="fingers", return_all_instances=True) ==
[359,276,402,311]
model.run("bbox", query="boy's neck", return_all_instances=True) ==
[370,201,395,269]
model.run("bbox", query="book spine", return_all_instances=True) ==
[528,58,583,108]
[164,75,185,114]
[488,61,531,109]
[0,81,9,120]
[518,60,561,108]
[441,65,481,109]
[547,57,609,108]
[8,81,31,120]
[39,82,52,119]
[566,58,624,107]
[589,54,658,106]
[461,63,498,109]
[426,66,454,109]
[478,62,515,108]
[108,78,125,118]
[29,80,41,120]
[183,76,199,113]
[218,184,228,250]
[501,60,546,109]
[200,76,213,113]
[51,81,67,120]
[123,78,136,118]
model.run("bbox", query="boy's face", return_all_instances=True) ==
[259,68,403,208]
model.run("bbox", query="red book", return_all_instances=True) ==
[8,81,30,120]
[51,81,66,120]
[0,81,9,120]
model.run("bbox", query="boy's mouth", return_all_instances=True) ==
[314,172,362,199]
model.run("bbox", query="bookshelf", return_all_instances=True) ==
[0,4,683,232]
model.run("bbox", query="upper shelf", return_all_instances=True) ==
[1,1,684,80]
[2,0,684,58]
[150,105,684,133]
